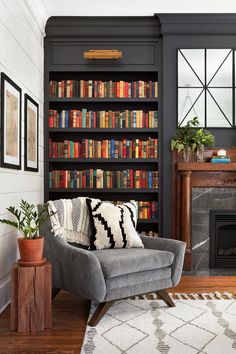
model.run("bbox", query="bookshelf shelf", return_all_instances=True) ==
[49,158,159,163]
[49,97,158,103]
[49,188,158,193]
[49,128,158,133]
[45,17,160,237]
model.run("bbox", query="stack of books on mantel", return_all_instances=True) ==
[211,155,231,163]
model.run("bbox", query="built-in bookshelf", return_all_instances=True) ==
[44,17,160,237]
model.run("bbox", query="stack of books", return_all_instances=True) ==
[211,155,231,163]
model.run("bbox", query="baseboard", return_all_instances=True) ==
[0,275,11,314]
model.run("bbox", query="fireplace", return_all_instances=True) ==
[210,210,236,268]
[172,152,236,270]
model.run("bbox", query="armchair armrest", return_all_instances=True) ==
[52,237,106,302]
[140,235,186,287]
[57,238,106,302]
[38,204,106,302]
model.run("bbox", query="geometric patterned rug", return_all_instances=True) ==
[81,297,236,353]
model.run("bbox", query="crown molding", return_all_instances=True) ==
[45,16,161,38]
[157,13,236,35]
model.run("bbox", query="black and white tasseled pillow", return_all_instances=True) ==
[86,199,144,250]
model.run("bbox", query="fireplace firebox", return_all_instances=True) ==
[210,210,236,268]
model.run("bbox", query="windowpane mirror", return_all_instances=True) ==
[178,49,233,127]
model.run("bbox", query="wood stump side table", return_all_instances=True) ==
[11,261,52,332]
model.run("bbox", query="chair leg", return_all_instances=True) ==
[88,301,114,326]
[157,289,175,307]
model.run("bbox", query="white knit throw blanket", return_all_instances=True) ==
[48,197,92,246]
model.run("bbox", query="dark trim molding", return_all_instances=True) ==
[45,16,161,38]
[157,13,236,35]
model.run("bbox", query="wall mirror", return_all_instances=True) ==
[178,49,233,128]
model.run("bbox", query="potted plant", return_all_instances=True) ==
[194,127,215,161]
[0,200,53,266]
[171,117,215,162]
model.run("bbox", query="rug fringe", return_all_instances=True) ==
[131,291,235,300]
[168,291,235,300]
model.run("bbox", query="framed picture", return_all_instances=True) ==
[24,94,39,172]
[0,73,22,169]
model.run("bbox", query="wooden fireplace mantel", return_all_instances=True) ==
[172,155,236,270]
[177,162,236,171]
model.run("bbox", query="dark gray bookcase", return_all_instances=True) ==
[44,16,161,236]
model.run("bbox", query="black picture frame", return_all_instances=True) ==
[0,73,22,169]
[24,94,39,172]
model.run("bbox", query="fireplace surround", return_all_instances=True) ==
[172,148,236,270]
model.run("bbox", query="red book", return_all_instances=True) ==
[68,111,72,128]
[49,110,54,128]
[139,141,142,159]
[113,112,116,128]
[147,202,151,219]
[74,142,79,158]
[82,171,86,188]
[145,113,149,128]
[49,81,53,97]
[130,169,134,188]
[93,111,97,128]
[59,171,63,188]
[124,82,128,98]
[70,80,73,97]
[116,82,120,98]
[122,139,126,158]
[142,111,145,128]
[52,142,56,158]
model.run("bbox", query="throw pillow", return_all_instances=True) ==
[86,199,144,250]
[48,197,100,246]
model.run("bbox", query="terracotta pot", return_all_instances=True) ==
[17,237,44,266]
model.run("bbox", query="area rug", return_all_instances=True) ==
[81,294,236,354]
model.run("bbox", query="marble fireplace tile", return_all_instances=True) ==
[191,187,236,273]
[192,212,209,225]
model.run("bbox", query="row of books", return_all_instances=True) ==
[49,80,158,98]
[111,200,158,220]
[139,231,158,237]
[49,138,158,159]
[48,109,158,129]
[49,169,159,189]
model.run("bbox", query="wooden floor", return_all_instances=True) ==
[1,276,236,354]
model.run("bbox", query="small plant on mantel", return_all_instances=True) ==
[171,117,215,162]
[0,200,54,266]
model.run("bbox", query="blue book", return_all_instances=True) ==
[65,111,69,128]
[110,139,115,158]
[211,157,231,163]
[148,171,152,188]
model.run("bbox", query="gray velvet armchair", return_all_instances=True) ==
[38,205,186,326]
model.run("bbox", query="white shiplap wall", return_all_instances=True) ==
[0,0,48,312]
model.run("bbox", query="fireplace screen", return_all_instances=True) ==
[210,210,236,268]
